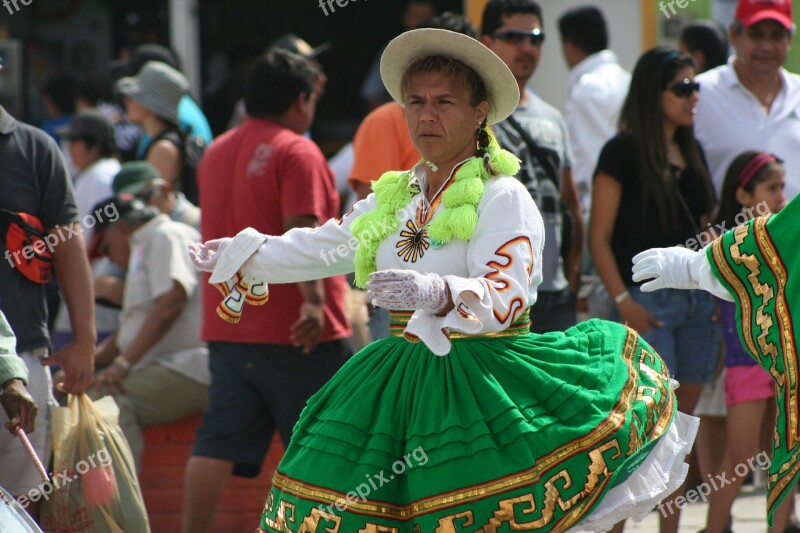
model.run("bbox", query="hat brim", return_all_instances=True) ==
[741,10,793,29]
[380,28,519,125]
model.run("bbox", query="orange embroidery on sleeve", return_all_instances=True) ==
[484,236,534,325]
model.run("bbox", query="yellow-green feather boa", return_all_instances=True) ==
[350,134,520,288]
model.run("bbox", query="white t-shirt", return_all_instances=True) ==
[54,157,121,337]
[73,157,120,244]
[565,50,631,193]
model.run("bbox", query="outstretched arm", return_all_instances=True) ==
[191,194,379,283]
[631,246,733,301]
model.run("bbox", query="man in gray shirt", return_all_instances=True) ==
[0,103,95,514]
[482,0,584,332]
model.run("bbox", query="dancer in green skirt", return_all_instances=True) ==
[633,190,800,529]
[190,28,697,532]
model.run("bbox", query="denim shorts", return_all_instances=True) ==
[193,340,350,477]
[612,286,721,384]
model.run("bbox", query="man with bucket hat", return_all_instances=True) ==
[695,0,800,200]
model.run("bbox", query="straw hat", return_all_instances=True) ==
[116,61,189,126]
[380,28,519,125]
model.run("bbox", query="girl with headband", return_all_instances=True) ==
[630,154,799,530]
[702,150,788,532]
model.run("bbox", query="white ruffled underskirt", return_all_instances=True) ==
[567,408,700,532]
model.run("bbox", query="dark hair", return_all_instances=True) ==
[481,0,543,36]
[406,0,435,9]
[680,20,729,72]
[244,49,321,117]
[401,56,487,109]
[715,151,784,229]
[75,135,117,159]
[618,47,715,233]
[417,12,479,38]
[74,79,113,107]
[557,6,608,56]
[41,74,77,116]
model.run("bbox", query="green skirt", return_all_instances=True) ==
[707,193,800,524]
[259,318,689,532]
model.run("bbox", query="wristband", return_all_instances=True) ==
[112,355,132,371]
[614,290,631,305]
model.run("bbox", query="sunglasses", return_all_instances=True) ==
[492,29,545,46]
[664,79,700,98]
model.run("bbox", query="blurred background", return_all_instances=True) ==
[2,0,800,155]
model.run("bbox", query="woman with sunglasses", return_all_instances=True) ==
[589,47,719,532]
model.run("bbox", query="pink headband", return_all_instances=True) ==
[738,152,779,189]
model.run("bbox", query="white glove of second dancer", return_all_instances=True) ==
[631,246,699,292]
[366,270,449,313]
[632,246,733,301]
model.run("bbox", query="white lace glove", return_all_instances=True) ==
[188,238,231,272]
[366,270,449,313]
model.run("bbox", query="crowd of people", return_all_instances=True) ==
[2,0,800,532]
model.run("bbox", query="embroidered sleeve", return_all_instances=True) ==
[242,194,378,283]
[405,179,543,355]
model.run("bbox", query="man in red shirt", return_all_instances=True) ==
[182,49,351,532]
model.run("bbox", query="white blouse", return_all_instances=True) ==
[226,163,545,355]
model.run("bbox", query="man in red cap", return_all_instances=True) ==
[694,7,799,532]
[694,0,800,202]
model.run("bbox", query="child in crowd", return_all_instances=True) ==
[705,151,789,533]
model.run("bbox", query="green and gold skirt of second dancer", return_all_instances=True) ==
[707,194,800,525]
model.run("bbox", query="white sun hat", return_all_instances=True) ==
[380,28,519,125]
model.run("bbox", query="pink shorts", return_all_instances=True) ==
[725,365,774,406]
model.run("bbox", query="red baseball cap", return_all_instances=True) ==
[736,0,793,29]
